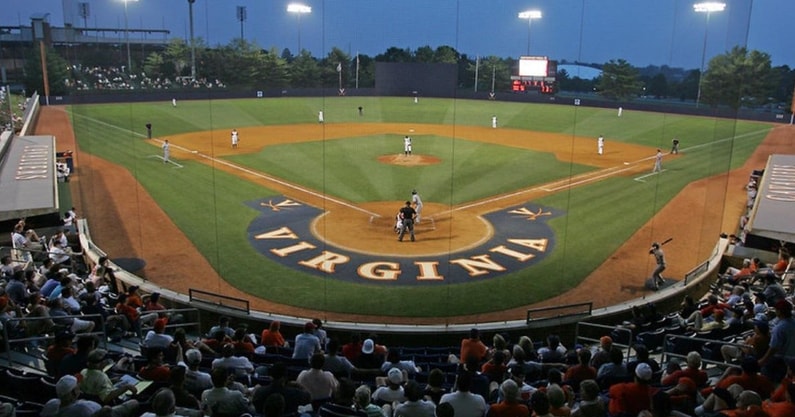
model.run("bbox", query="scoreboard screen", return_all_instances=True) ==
[519,56,549,77]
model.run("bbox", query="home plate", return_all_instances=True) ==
[623,162,629,165]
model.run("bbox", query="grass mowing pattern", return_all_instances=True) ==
[69,97,772,317]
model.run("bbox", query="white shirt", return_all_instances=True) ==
[412,193,423,207]
[439,391,487,417]
[296,368,339,400]
[211,355,254,376]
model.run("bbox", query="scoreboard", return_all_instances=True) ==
[512,56,556,94]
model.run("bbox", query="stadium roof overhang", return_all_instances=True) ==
[0,135,58,221]
[746,154,795,244]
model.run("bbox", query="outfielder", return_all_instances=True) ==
[492,115,498,129]
[318,110,324,123]
[403,136,412,156]
[231,129,239,149]
[162,140,170,163]
[597,135,604,155]
[411,189,423,224]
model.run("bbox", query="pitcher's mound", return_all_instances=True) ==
[378,154,441,166]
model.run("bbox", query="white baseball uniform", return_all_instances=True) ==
[597,136,604,155]
[411,191,423,224]
[318,111,324,123]
[231,129,239,148]
[403,136,412,155]
[492,116,497,128]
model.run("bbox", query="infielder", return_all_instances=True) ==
[597,135,604,155]
[231,129,239,149]
[671,138,680,154]
[318,110,324,123]
[652,149,663,173]
[411,189,423,224]
[403,136,412,156]
[162,140,170,163]
[492,115,498,129]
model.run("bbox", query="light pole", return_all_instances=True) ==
[518,10,542,56]
[287,3,311,53]
[236,6,247,40]
[693,2,725,107]
[122,0,138,74]
[188,0,196,80]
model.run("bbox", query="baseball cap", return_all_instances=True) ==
[362,339,375,354]
[154,318,167,332]
[753,318,769,331]
[304,321,315,332]
[87,348,108,364]
[55,375,78,397]
[635,363,653,381]
[387,368,403,384]
[600,336,612,345]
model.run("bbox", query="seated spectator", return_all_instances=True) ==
[144,291,167,312]
[529,390,553,417]
[769,359,795,402]
[762,381,795,416]
[722,318,770,363]
[200,367,253,416]
[661,351,708,387]
[395,380,436,417]
[88,256,119,294]
[251,361,311,414]
[546,383,573,416]
[715,356,775,400]
[355,338,385,370]
[139,347,172,383]
[695,383,743,416]
[538,334,566,363]
[260,320,289,348]
[231,327,256,355]
[297,352,339,403]
[353,384,385,417]
[481,350,508,384]
[167,365,201,412]
[459,355,492,401]
[663,376,698,414]
[596,347,628,381]
[80,349,138,405]
[46,330,76,376]
[174,327,216,356]
[324,338,356,378]
[626,343,660,378]
[42,374,139,417]
[487,379,529,417]
[293,321,322,361]
[608,363,657,416]
[5,270,29,307]
[564,348,597,388]
[423,368,449,405]
[589,336,613,370]
[49,297,95,334]
[58,335,98,378]
[180,348,213,397]
[211,343,254,377]
[372,367,406,406]
[381,349,420,375]
[439,371,488,417]
[24,292,54,340]
[570,379,605,417]
[317,378,365,417]
[517,335,539,362]
[201,329,231,352]
[716,390,763,417]
[723,259,755,284]
[207,316,235,338]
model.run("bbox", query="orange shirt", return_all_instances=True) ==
[260,329,285,347]
[461,338,488,362]
[608,382,656,416]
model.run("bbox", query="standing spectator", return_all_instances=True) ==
[313,318,328,350]
[342,333,363,362]
[261,320,288,348]
[460,328,488,364]
[293,321,322,361]
[760,299,795,382]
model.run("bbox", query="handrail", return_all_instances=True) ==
[189,289,250,314]
[2,313,108,366]
[526,301,592,324]
[661,332,750,370]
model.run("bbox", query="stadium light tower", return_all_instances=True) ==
[121,0,138,74]
[518,10,542,56]
[287,3,312,53]
[693,2,725,107]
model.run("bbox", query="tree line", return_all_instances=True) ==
[22,38,795,111]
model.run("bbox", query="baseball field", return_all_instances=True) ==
[57,96,780,323]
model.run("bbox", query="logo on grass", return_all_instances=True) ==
[246,197,561,285]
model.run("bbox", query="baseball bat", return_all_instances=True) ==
[660,237,673,246]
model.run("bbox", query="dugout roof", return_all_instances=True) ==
[746,154,795,244]
[0,135,58,221]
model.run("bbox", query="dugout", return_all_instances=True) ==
[375,62,457,98]
[742,154,795,253]
[0,134,60,223]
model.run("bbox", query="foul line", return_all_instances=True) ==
[634,169,666,182]
[147,155,183,168]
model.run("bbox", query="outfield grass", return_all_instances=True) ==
[69,97,772,317]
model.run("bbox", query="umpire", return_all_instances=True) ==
[398,201,417,242]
